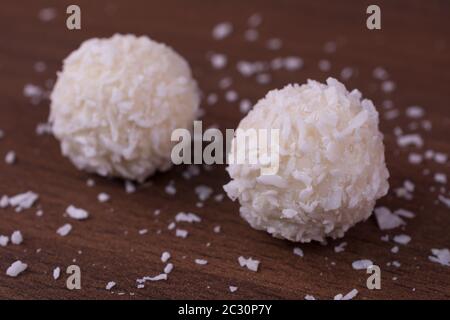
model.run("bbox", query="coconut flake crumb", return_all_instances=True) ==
[374,207,405,230]
[381,80,396,93]
[97,192,110,203]
[0,195,9,208]
[6,261,28,277]
[397,134,423,148]
[428,248,450,266]
[38,7,56,22]
[408,153,423,164]
[434,152,447,164]
[125,180,136,194]
[238,256,260,272]
[8,191,39,211]
[106,281,116,290]
[210,53,227,69]
[164,263,174,274]
[5,151,16,164]
[213,225,221,233]
[229,285,238,293]
[57,223,72,236]
[318,59,331,72]
[334,242,347,253]
[352,259,373,270]
[372,67,389,80]
[161,251,171,263]
[66,205,89,220]
[434,173,447,184]
[53,267,60,280]
[165,182,177,195]
[239,99,252,114]
[391,246,399,254]
[266,38,282,50]
[195,185,213,201]
[175,212,201,223]
[175,229,188,238]
[11,231,23,245]
[212,22,233,40]
[393,208,415,219]
[393,234,411,245]
[304,294,316,300]
[136,273,167,286]
[195,259,208,265]
[406,106,424,118]
[0,235,9,247]
[293,247,304,257]
[225,90,238,102]
[438,195,450,208]
[342,289,358,300]
[36,122,52,135]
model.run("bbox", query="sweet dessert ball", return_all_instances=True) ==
[224,78,389,242]
[50,34,199,181]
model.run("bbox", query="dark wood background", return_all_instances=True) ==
[0,0,449,299]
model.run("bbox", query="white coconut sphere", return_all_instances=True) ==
[224,78,389,242]
[50,34,199,181]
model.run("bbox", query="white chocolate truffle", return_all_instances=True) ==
[50,34,199,181]
[224,78,389,242]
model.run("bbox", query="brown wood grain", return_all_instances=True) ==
[0,0,449,299]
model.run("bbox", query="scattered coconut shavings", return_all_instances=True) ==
[397,134,423,148]
[175,212,201,223]
[161,251,171,263]
[5,150,16,164]
[23,83,43,100]
[86,179,95,187]
[195,259,208,265]
[194,185,213,201]
[167,222,176,230]
[374,207,405,230]
[434,173,447,184]
[34,61,47,73]
[408,153,423,164]
[206,93,218,106]
[334,293,343,300]
[66,205,89,220]
[293,247,304,257]
[372,67,389,80]
[136,273,167,286]
[393,209,415,219]
[256,73,271,84]
[165,182,177,195]
[406,106,425,118]
[0,235,9,247]
[392,261,401,268]
[106,281,116,290]
[38,7,56,22]
[97,192,110,203]
[304,294,316,300]
[244,29,259,42]
[0,195,9,208]
[125,180,136,194]
[212,22,233,40]
[213,225,221,233]
[229,286,238,293]
[266,38,282,50]
[138,229,148,235]
[284,56,303,70]
[6,260,28,277]
[164,263,174,274]
[8,191,39,211]
[247,13,262,27]
[391,246,399,254]
[175,229,188,238]
[340,67,354,81]
[429,248,450,266]
[318,59,331,72]
[334,242,347,253]
[434,152,447,164]
[11,231,23,245]
[225,90,238,102]
[352,259,373,270]
[57,223,72,236]
[384,109,399,120]
[53,267,60,280]
[438,195,450,208]
[238,256,260,272]
[239,99,252,114]
[393,234,411,245]
[381,80,396,93]
[342,289,359,300]
[36,122,52,135]
[209,53,227,69]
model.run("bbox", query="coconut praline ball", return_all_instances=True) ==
[50,34,200,182]
[224,78,389,242]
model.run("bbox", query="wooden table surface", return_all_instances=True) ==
[0,0,449,300]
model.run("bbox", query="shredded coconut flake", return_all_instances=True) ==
[393,234,411,245]
[66,205,89,220]
[6,260,28,277]
[429,248,450,266]
[11,231,23,245]
[238,256,260,272]
[352,259,373,270]
[57,223,72,236]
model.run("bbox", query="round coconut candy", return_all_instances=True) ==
[224,78,389,242]
[50,34,200,182]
